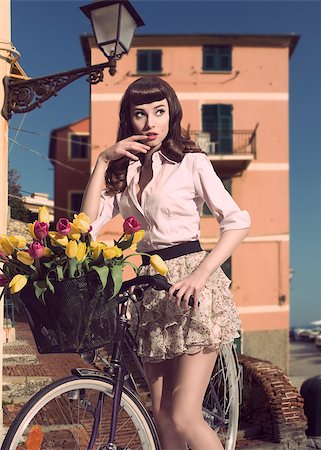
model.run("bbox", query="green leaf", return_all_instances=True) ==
[43,261,54,269]
[117,235,133,251]
[68,258,77,278]
[45,274,55,294]
[122,260,139,274]
[91,265,109,290]
[33,280,48,300]
[110,264,123,298]
[56,266,64,281]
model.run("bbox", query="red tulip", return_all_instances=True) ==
[34,221,49,240]
[28,241,45,259]
[0,274,9,287]
[56,218,72,236]
[123,216,141,234]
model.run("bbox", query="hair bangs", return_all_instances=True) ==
[129,85,167,107]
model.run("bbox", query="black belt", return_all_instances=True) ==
[141,240,203,266]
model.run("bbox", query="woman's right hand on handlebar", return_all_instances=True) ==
[98,135,150,163]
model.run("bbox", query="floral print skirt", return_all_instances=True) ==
[129,251,242,364]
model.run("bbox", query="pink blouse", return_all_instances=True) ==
[90,151,251,252]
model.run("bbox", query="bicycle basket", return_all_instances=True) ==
[20,271,118,354]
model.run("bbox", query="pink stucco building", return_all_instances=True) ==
[50,33,299,372]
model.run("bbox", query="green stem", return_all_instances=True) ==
[122,252,151,262]
[35,259,42,279]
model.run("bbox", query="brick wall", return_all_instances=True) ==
[239,354,307,448]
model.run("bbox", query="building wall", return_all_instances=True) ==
[51,119,90,222]
[71,35,294,371]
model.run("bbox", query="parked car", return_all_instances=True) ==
[298,328,321,342]
[315,332,321,349]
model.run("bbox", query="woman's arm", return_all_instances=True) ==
[168,228,249,309]
[81,135,150,222]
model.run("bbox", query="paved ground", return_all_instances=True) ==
[289,339,321,391]
[2,320,316,449]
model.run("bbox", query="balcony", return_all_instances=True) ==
[189,124,258,178]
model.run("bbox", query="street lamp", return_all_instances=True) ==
[1,0,144,120]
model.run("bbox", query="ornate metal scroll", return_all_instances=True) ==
[2,59,116,120]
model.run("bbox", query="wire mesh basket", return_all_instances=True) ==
[20,271,118,354]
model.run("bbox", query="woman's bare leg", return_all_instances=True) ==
[170,348,224,450]
[144,358,188,449]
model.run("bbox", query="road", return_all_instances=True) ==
[289,339,321,391]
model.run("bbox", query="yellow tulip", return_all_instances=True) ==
[150,255,168,276]
[103,246,122,260]
[28,222,37,240]
[0,236,15,256]
[132,230,145,245]
[38,206,50,223]
[43,247,53,257]
[48,232,68,247]
[130,244,137,251]
[67,224,81,241]
[17,251,34,266]
[92,246,102,261]
[9,235,27,249]
[76,242,87,262]
[73,212,91,233]
[65,240,78,258]
[9,274,28,294]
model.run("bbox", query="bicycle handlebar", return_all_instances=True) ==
[119,274,198,307]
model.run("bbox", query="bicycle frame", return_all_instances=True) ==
[73,296,149,449]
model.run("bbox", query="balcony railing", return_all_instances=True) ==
[189,124,258,157]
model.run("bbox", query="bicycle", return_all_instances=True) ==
[2,274,242,450]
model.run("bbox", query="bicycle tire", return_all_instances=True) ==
[2,375,160,450]
[202,343,240,450]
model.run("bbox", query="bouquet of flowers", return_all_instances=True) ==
[0,206,168,353]
[0,206,168,301]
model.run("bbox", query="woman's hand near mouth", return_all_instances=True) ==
[98,135,150,163]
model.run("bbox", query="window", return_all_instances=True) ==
[70,134,89,159]
[203,46,232,72]
[202,104,233,154]
[70,192,83,216]
[137,50,162,73]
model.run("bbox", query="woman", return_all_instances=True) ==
[81,76,250,450]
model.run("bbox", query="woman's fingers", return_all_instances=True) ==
[169,283,198,310]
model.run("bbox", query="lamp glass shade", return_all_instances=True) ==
[81,1,144,59]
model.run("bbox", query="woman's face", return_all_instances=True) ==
[130,98,170,151]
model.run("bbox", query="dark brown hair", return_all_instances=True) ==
[105,76,204,195]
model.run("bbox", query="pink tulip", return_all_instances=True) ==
[123,216,141,234]
[34,221,49,240]
[56,218,72,236]
[0,274,9,287]
[0,250,8,261]
[28,241,44,259]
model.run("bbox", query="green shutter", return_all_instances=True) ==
[202,104,233,154]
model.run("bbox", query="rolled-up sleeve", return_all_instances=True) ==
[193,154,251,233]
[90,191,119,240]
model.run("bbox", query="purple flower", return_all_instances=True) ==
[28,241,44,259]
[34,221,49,240]
[123,216,141,234]
[0,274,9,287]
[56,218,72,236]
[0,250,8,261]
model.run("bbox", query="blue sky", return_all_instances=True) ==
[8,0,321,327]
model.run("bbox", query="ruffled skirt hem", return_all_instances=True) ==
[129,251,242,364]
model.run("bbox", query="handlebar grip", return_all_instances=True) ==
[119,274,198,307]
[151,275,198,307]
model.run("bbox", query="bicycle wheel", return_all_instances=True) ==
[202,343,240,450]
[2,375,160,450]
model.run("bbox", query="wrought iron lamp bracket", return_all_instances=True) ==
[2,59,117,120]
